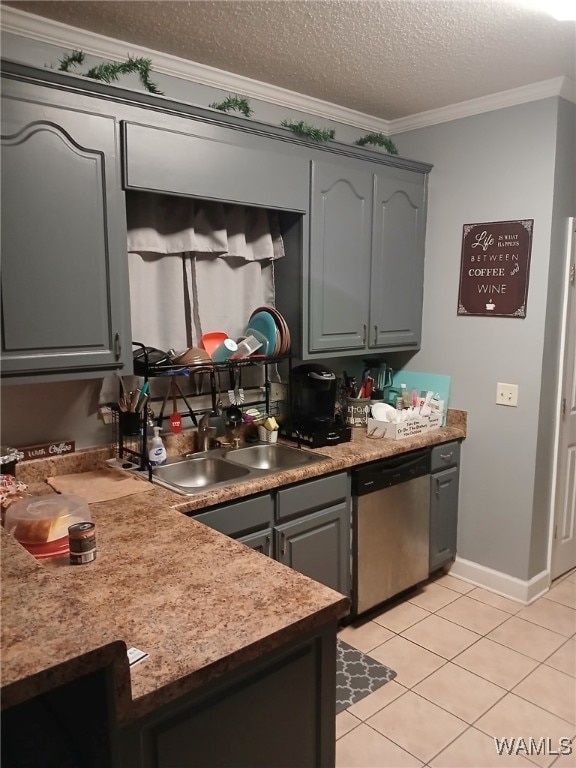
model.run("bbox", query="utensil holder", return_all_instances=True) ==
[346,397,371,427]
[258,426,279,443]
[119,411,142,437]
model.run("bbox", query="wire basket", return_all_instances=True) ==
[257,425,279,443]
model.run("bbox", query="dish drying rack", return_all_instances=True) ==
[113,342,292,470]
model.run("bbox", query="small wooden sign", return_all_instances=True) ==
[457,219,533,318]
[20,441,76,461]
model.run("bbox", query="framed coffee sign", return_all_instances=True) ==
[457,219,533,318]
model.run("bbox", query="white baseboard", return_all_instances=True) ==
[448,557,550,605]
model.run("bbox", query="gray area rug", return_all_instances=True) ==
[336,639,397,714]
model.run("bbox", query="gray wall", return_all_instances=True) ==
[393,98,573,581]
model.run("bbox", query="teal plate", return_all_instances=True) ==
[246,311,277,354]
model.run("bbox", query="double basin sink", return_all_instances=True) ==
[151,443,329,496]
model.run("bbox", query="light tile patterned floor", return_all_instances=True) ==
[336,568,576,768]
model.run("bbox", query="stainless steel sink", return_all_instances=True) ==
[150,443,329,496]
[225,444,324,471]
[152,456,250,494]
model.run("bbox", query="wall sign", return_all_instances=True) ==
[457,219,533,318]
[20,441,76,461]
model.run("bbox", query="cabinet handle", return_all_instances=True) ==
[374,325,378,345]
[114,333,121,361]
[440,452,453,461]
[280,532,286,556]
[362,324,367,345]
[266,535,271,558]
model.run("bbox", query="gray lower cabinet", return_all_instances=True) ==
[238,527,273,556]
[120,624,337,768]
[429,442,460,572]
[0,81,131,379]
[192,473,351,596]
[306,158,428,357]
[276,473,351,596]
[276,503,350,595]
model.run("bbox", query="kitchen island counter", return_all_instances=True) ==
[2,410,465,730]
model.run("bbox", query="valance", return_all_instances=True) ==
[126,192,284,262]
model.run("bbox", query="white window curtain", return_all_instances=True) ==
[126,192,284,353]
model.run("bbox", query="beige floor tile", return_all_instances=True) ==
[430,726,536,767]
[372,601,431,634]
[347,680,407,721]
[517,600,576,639]
[338,620,395,653]
[367,690,468,764]
[432,573,476,594]
[544,581,576,610]
[414,662,506,723]
[401,614,481,660]
[567,571,576,584]
[488,617,567,662]
[466,586,524,614]
[550,745,576,767]
[369,635,446,688]
[475,694,575,768]
[513,665,576,725]
[336,722,423,768]
[336,710,362,740]
[436,594,510,634]
[545,639,576,678]
[408,582,461,612]
[453,637,539,689]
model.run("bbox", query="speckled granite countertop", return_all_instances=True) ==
[1,411,466,724]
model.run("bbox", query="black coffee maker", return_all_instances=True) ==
[281,363,351,448]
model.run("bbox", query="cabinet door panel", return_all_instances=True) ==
[276,503,350,595]
[1,94,130,376]
[429,466,459,572]
[123,121,309,212]
[309,160,372,353]
[370,171,426,349]
[238,528,273,557]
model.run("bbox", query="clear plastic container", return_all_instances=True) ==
[231,335,262,359]
[5,494,91,559]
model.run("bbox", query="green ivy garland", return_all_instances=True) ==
[355,132,398,155]
[209,95,253,117]
[57,50,163,94]
[280,120,335,143]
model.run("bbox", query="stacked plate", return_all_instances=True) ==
[247,307,291,357]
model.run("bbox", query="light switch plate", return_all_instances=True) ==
[496,382,519,407]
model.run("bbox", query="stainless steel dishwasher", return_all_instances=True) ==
[352,449,431,616]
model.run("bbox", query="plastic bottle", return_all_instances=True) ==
[148,426,167,466]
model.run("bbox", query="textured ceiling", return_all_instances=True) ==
[4,0,576,119]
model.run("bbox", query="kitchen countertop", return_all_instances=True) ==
[1,411,466,725]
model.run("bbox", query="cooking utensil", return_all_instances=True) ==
[225,405,242,426]
[235,366,245,404]
[169,380,182,433]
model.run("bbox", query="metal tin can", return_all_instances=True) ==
[68,521,96,565]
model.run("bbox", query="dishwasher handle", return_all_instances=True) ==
[353,449,430,495]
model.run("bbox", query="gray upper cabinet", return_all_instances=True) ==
[1,84,131,379]
[122,121,309,212]
[309,160,373,353]
[305,158,428,357]
[370,169,426,349]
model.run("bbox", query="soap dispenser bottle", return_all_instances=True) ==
[148,426,167,466]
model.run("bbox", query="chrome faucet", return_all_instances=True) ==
[198,412,212,452]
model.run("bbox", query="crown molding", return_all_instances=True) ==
[2,6,574,137]
[0,6,392,134]
[390,77,575,134]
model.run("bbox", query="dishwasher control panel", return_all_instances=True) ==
[352,448,431,495]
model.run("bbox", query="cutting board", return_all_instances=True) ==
[47,469,151,504]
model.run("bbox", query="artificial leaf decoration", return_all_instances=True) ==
[355,132,398,155]
[55,50,163,94]
[58,50,85,72]
[209,95,253,117]
[280,120,335,142]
